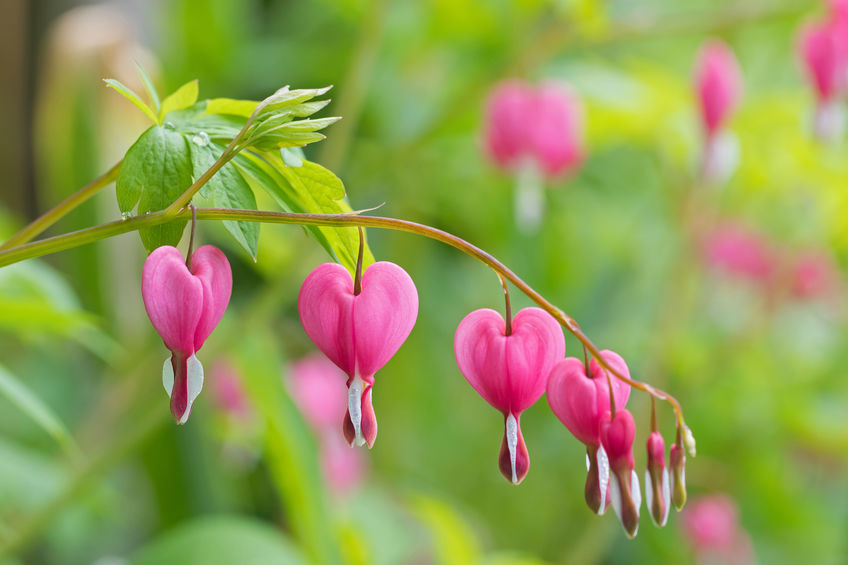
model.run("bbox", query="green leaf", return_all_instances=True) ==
[160,79,199,119]
[135,62,161,114]
[167,102,247,140]
[190,141,259,258]
[131,516,307,565]
[247,117,341,152]
[0,364,78,456]
[116,125,193,251]
[206,97,259,118]
[104,79,159,124]
[234,151,373,272]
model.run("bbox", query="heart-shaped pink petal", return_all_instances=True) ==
[190,245,233,351]
[142,245,204,356]
[454,307,564,414]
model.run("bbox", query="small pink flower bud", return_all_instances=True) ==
[694,39,742,139]
[210,360,250,417]
[600,409,641,538]
[798,21,846,140]
[645,431,670,527]
[142,245,232,425]
[454,307,565,484]
[298,262,419,449]
[670,439,687,511]
[546,351,631,514]
[484,80,534,171]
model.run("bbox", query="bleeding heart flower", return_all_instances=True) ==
[298,262,418,448]
[694,39,742,183]
[682,494,756,564]
[142,245,232,425]
[454,307,565,484]
[546,351,631,514]
[645,431,670,527]
[798,21,846,141]
[670,433,688,511]
[600,409,641,538]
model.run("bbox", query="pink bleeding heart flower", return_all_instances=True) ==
[701,222,777,285]
[546,351,631,514]
[454,307,565,485]
[600,409,641,538]
[142,245,232,425]
[682,494,756,564]
[790,249,841,301]
[298,262,418,448]
[694,39,742,183]
[798,20,846,140]
[288,354,367,494]
[645,431,671,527]
[484,80,534,172]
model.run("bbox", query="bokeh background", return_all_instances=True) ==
[1,1,847,564]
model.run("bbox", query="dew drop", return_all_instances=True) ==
[191,131,210,146]
[164,121,176,130]
[120,211,131,220]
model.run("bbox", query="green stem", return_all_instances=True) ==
[0,207,685,425]
[162,143,237,216]
[0,161,121,250]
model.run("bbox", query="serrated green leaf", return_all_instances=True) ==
[135,62,161,114]
[167,102,247,140]
[258,86,332,115]
[190,141,259,258]
[206,98,259,118]
[0,364,78,456]
[116,125,193,251]
[233,151,373,272]
[104,79,159,124]
[160,79,199,119]
[247,117,340,151]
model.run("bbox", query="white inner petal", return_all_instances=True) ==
[179,354,204,425]
[596,446,609,515]
[347,374,366,447]
[644,469,654,524]
[609,472,622,522]
[506,412,519,484]
[162,356,174,397]
[630,469,641,537]
[660,467,670,526]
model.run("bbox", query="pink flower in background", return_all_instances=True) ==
[694,39,743,183]
[288,354,367,494]
[702,223,776,285]
[546,351,631,515]
[210,360,251,417]
[484,80,584,177]
[695,40,742,138]
[790,249,842,300]
[682,495,756,564]
[798,20,846,140]
[454,307,565,484]
[141,245,232,425]
[298,262,419,449]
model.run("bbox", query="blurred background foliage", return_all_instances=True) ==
[0,0,847,563]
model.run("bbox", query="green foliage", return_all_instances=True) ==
[131,516,307,565]
[103,79,159,125]
[160,79,199,120]
[116,125,193,251]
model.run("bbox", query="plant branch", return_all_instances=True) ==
[0,161,122,250]
[0,207,685,425]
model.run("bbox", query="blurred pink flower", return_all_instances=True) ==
[211,360,251,417]
[483,79,584,178]
[682,495,755,564]
[799,22,841,103]
[702,223,776,284]
[790,249,842,300]
[320,433,366,495]
[694,40,742,138]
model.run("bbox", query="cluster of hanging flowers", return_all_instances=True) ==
[797,0,848,141]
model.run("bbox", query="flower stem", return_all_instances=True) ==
[0,207,686,425]
[0,161,122,250]
[353,226,364,295]
[498,273,512,336]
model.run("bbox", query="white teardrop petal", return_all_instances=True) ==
[596,445,610,515]
[660,467,671,526]
[347,374,366,447]
[179,354,204,425]
[505,412,519,484]
[609,472,622,522]
[644,470,654,523]
[162,356,174,397]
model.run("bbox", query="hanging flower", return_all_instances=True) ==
[600,408,641,538]
[141,245,232,424]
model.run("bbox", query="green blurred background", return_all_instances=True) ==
[1,0,847,563]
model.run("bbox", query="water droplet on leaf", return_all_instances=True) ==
[191,132,210,146]
[164,121,176,130]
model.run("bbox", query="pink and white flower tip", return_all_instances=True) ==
[600,409,641,538]
[483,79,585,232]
[546,351,631,514]
[298,261,418,449]
[645,431,671,527]
[798,20,846,141]
[694,39,743,184]
[454,307,565,484]
[142,245,232,425]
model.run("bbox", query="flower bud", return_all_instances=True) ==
[670,440,687,511]
[645,431,670,527]
[600,409,641,538]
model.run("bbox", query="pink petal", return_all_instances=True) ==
[589,350,632,411]
[298,263,357,375]
[498,412,530,484]
[142,246,204,356]
[484,80,534,170]
[353,262,419,377]
[190,245,232,352]
[546,357,601,445]
[799,22,841,102]
[600,409,637,470]
[528,82,584,177]
[695,39,742,136]
[455,307,564,414]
